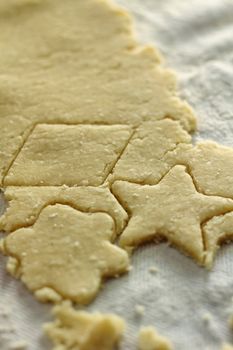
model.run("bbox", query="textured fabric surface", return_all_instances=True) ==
[1,0,233,349]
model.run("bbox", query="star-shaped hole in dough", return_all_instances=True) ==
[112,165,233,266]
[2,204,129,304]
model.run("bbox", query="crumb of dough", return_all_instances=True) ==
[149,266,158,274]
[202,312,212,324]
[138,327,173,350]
[2,204,129,304]
[127,265,134,272]
[44,301,125,350]
[221,344,233,350]
[9,340,28,350]
[6,257,21,278]
[135,305,145,317]
[112,165,233,266]
[35,287,63,303]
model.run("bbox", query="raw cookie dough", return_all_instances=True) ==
[4,124,133,187]
[222,345,233,350]
[0,186,127,235]
[203,212,233,268]
[165,141,233,198]
[113,135,233,195]
[138,327,173,350]
[44,301,125,350]
[112,165,233,265]
[1,204,129,304]
[111,119,191,184]
[0,0,196,185]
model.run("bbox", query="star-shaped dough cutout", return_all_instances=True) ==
[2,204,129,304]
[112,165,233,265]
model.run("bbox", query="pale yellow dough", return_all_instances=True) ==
[222,344,233,350]
[0,0,196,185]
[203,212,233,268]
[0,0,197,307]
[1,0,233,346]
[0,0,231,311]
[112,165,233,266]
[4,124,133,187]
[111,137,233,266]
[111,119,191,184]
[138,327,173,350]
[44,301,125,350]
[2,204,129,303]
[165,141,233,198]
[0,186,127,235]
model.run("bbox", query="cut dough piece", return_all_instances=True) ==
[165,142,233,198]
[138,327,173,350]
[2,204,129,304]
[44,301,125,350]
[0,186,127,235]
[112,165,233,265]
[203,212,233,268]
[0,0,196,184]
[111,119,191,184]
[4,124,133,187]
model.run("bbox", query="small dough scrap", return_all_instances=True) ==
[112,165,233,265]
[6,256,21,278]
[0,186,127,235]
[0,0,196,184]
[2,204,129,304]
[138,327,173,350]
[203,212,233,268]
[165,141,233,198]
[9,340,28,350]
[4,124,133,187]
[44,301,125,350]
[111,119,191,184]
[222,344,233,350]
[35,287,62,303]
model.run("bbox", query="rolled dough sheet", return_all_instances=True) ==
[0,0,196,186]
[0,0,233,349]
[0,0,198,306]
